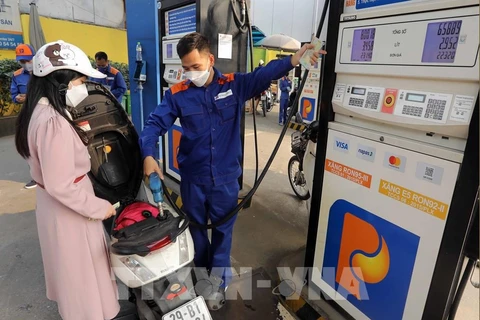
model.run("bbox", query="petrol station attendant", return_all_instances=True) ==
[140,32,323,289]
[11,44,38,189]
[279,74,292,125]
[90,51,127,102]
[11,44,35,103]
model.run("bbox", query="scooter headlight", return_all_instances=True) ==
[178,231,190,265]
[120,257,156,283]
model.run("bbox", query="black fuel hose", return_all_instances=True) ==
[230,0,259,183]
[448,258,476,319]
[163,0,331,229]
[230,0,248,34]
[246,1,260,184]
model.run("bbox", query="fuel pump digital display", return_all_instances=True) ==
[166,44,173,58]
[351,28,376,62]
[421,20,462,63]
[352,87,366,95]
[406,93,426,103]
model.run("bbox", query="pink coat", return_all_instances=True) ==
[27,99,120,320]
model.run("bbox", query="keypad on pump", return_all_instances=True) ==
[424,99,447,120]
[402,105,423,117]
[365,92,380,109]
[349,97,365,107]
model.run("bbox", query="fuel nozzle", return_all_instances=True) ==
[148,172,166,220]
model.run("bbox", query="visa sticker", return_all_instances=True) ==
[333,137,349,153]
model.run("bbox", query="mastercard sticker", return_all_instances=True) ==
[383,152,407,173]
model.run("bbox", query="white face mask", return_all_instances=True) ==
[65,83,89,108]
[184,63,211,87]
[24,62,33,72]
[20,62,33,72]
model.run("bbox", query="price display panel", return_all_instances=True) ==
[338,11,479,69]
[351,28,376,62]
[422,20,462,63]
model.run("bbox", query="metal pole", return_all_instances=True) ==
[138,81,144,131]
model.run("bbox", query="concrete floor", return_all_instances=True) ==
[0,106,478,319]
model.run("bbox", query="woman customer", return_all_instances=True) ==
[15,40,120,320]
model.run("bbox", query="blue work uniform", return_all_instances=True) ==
[140,56,294,286]
[10,68,30,102]
[279,77,292,125]
[90,65,127,102]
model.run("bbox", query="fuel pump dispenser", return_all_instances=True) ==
[158,0,249,186]
[301,1,479,319]
[297,49,322,124]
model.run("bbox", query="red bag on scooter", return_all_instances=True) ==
[111,201,189,257]
[113,202,159,231]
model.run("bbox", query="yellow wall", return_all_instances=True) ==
[0,15,128,63]
[253,47,285,67]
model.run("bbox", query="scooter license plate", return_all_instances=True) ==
[261,95,266,100]
[162,296,212,320]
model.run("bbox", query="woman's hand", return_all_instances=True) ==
[103,205,116,220]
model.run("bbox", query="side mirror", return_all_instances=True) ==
[295,112,303,124]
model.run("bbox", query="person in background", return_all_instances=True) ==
[286,86,298,124]
[10,43,37,189]
[139,32,324,307]
[249,59,265,115]
[279,73,292,126]
[15,40,119,320]
[90,51,127,102]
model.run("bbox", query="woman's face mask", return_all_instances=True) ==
[65,82,89,108]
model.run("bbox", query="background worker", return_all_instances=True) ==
[279,73,292,126]
[90,51,127,102]
[140,32,324,304]
[10,43,37,189]
[286,85,298,124]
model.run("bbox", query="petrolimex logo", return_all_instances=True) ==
[322,200,419,320]
[384,152,406,173]
[333,137,349,153]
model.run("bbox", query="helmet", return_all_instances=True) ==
[259,59,264,65]
[15,44,35,61]
[33,40,105,78]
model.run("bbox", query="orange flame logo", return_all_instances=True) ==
[336,213,390,299]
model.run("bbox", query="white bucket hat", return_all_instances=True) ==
[33,40,106,79]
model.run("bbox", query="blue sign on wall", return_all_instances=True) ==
[0,33,24,49]
[356,0,409,10]
[165,3,197,36]
[0,0,24,50]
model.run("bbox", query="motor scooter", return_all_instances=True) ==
[73,82,219,320]
[260,87,274,117]
[288,113,318,201]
